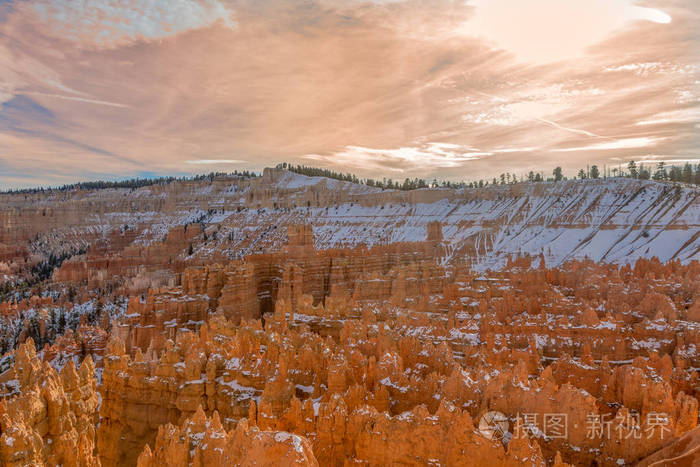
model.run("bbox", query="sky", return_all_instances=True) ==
[0,0,698,188]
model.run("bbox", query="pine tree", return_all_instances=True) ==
[682,163,692,183]
[28,316,42,347]
[653,162,667,181]
[58,310,66,333]
[639,165,650,180]
[553,167,563,182]
[628,161,638,178]
[669,166,682,181]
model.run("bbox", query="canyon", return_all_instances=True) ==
[0,169,699,466]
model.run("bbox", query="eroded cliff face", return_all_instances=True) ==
[2,258,699,466]
[85,245,698,466]
[636,425,700,466]
[0,340,99,467]
[135,407,318,467]
[1,169,698,290]
[0,171,699,466]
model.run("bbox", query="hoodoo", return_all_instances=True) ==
[0,171,698,466]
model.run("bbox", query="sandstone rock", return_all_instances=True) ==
[136,407,318,467]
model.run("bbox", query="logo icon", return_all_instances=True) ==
[479,411,509,441]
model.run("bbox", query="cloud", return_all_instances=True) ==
[639,158,699,163]
[460,86,609,137]
[186,159,245,164]
[463,0,672,63]
[604,62,662,75]
[553,137,665,152]
[23,0,235,49]
[306,143,492,173]
[0,42,79,105]
[536,118,611,139]
[636,107,700,125]
[0,0,697,187]
[630,6,671,24]
[23,91,129,108]
[491,147,537,153]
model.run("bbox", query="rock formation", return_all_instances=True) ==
[136,406,318,467]
[0,339,99,466]
[0,170,699,466]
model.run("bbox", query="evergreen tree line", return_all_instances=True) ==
[4,161,699,195]
[0,317,21,356]
[30,247,88,282]
[281,161,700,189]
[0,170,259,195]
[0,296,123,356]
[0,281,22,303]
[618,161,700,183]
[569,161,700,183]
[283,163,430,190]
[0,305,92,355]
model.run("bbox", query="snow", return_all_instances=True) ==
[227,176,700,269]
[225,357,242,370]
[448,329,480,345]
[278,172,329,190]
[4,175,698,296]
[273,431,306,454]
[631,338,671,350]
[215,377,259,401]
[293,313,316,323]
[120,175,698,268]
[296,384,313,394]
[380,377,409,393]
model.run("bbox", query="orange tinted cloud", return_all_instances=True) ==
[0,0,697,188]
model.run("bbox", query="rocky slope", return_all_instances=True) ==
[0,170,698,466]
[1,237,697,465]
[1,169,698,288]
[0,340,99,466]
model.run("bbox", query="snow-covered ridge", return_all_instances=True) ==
[1,170,698,271]
[227,172,700,268]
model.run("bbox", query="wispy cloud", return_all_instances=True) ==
[491,147,538,153]
[0,0,697,188]
[185,159,245,165]
[536,118,612,139]
[636,107,700,125]
[306,143,492,173]
[24,0,235,49]
[23,91,129,108]
[463,0,672,63]
[553,137,665,152]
